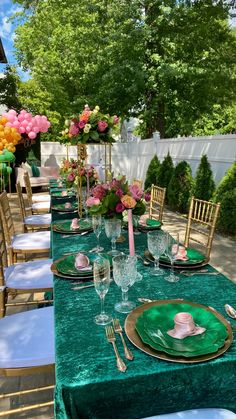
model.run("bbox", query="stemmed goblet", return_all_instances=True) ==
[165,233,180,283]
[104,219,121,256]
[147,230,166,276]
[112,254,136,313]
[92,215,104,252]
[93,257,112,325]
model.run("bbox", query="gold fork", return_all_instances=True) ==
[105,326,127,372]
[113,319,134,360]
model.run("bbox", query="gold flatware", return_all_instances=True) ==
[224,304,236,319]
[182,272,220,277]
[105,326,127,372]
[72,284,94,290]
[113,319,134,360]
[179,269,208,274]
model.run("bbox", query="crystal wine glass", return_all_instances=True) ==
[104,219,121,256]
[92,215,104,252]
[112,254,136,313]
[93,257,112,325]
[147,230,166,276]
[165,233,180,283]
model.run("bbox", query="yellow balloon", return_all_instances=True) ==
[0,117,8,125]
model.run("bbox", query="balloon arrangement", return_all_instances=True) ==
[0,109,51,154]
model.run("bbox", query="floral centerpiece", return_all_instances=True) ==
[59,158,99,189]
[86,176,150,219]
[61,105,119,144]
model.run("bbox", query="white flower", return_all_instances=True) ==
[84,124,91,133]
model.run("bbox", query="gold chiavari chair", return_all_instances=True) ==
[184,197,221,259]
[0,263,54,416]
[16,182,51,232]
[0,191,50,264]
[132,179,143,188]
[0,216,53,317]
[24,172,50,214]
[149,184,166,223]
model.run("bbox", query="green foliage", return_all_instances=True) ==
[214,161,236,202]
[144,155,160,190]
[157,152,174,203]
[0,65,22,111]
[168,161,194,213]
[216,189,236,235]
[194,154,215,201]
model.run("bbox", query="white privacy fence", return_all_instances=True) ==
[41,134,236,185]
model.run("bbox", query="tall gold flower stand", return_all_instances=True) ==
[77,143,112,217]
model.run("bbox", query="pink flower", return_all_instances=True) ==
[144,192,151,202]
[79,168,86,176]
[116,202,125,213]
[116,188,124,198]
[92,184,107,200]
[86,197,100,207]
[98,121,108,132]
[69,124,79,136]
[67,172,75,182]
[129,185,143,201]
[113,115,119,125]
[78,120,86,129]
[109,179,121,190]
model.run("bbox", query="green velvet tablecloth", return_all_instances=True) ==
[52,224,236,419]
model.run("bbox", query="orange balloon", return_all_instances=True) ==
[0,117,8,125]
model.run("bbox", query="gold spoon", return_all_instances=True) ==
[224,304,236,319]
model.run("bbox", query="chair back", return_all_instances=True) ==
[0,216,8,287]
[24,171,33,206]
[149,184,166,222]
[132,179,143,188]
[184,197,221,259]
[0,191,15,248]
[16,182,27,222]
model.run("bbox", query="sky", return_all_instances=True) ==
[0,0,29,80]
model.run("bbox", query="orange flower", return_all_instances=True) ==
[121,194,136,209]
[79,111,90,123]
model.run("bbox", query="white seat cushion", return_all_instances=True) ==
[24,213,52,225]
[0,306,54,368]
[32,201,50,211]
[143,408,236,418]
[32,194,51,203]
[12,231,50,251]
[5,259,53,289]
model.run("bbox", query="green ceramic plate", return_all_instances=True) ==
[135,303,228,357]
[56,253,112,277]
[139,219,162,230]
[53,219,92,234]
[159,248,205,266]
[51,202,78,212]
[51,190,75,198]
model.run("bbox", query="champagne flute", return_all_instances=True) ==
[112,254,136,313]
[147,230,166,275]
[165,233,180,283]
[93,257,112,325]
[104,219,121,256]
[92,215,104,252]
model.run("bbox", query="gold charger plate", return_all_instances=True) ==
[144,250,210,270]
[124,299,233,363]
[51,255,93,280]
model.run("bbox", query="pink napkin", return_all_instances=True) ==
[139,214,149,226]
[70,218,80,230]
[64,202,72,209]
[61,190,68,197]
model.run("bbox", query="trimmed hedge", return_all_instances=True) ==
[168,161,194,213]
[194,154,215,201]
[157,152,174,203]
[144,155,160,190]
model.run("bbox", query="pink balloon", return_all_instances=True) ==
[19,126,26,134]
[5,122,12,127]
[19,110,27,115]
[28,131,37,140]
[21,120,28,127]
[12,120,20,128]
[9,109,17,115]
[6,114,15,123]
[25,125,32,134]
[18,114,25,122]
[33,126,39,133]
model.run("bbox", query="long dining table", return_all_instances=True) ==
[50,186,236,419]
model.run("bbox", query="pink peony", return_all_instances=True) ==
[116,188,124,198]
[86,197,100,207]
[67,172,75,182]
[129,184,143,201]
[92,184,107,200]
[109,179,121,190]
[78,120,86,129]
[69,124,79,136]
[144,192,151,202]
[113,115,119,124]
[116,202,125,213]
[98,121,108,132]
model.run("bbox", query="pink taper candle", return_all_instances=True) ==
[128,209,135,256]
[86,168,90,196]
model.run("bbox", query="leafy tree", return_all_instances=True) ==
[214,161,236,202]
[144,155,160,190]
[194,154,215,201]
[0,65,22,110]
[214,162,236,235]
[157,152,174,203]
[168,160,194,213]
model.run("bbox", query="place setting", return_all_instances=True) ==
[51,201,78,213]
[52,217,93,235]
[50,189,76,198]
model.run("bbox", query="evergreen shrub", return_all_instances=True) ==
[157,152,174,203]
[168,161,194,213]
[144,155,160,190]
[194,154,215,201]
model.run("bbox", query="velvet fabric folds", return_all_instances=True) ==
[51,214,236,418]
